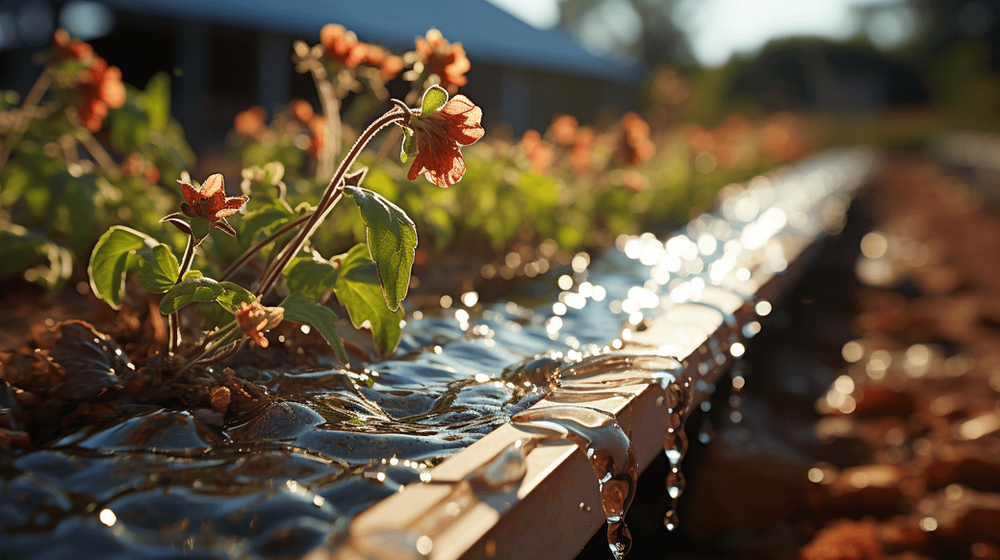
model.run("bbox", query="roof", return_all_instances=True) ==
[99,0,644,84]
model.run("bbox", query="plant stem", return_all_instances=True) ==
[0,68,53,182]
[218,212,312,282]
[79,129,118,176]
[176,324,243,374]
[168,234,200,355]
[313,72,342,181]
[253,106,408,299]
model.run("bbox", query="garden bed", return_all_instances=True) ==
[0,148,878,559]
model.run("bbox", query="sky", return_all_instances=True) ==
[484,0,917,66]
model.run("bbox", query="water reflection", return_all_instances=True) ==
[1,149,879,558]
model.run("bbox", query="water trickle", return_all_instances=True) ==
[661,379,691,531]
[511,405,637,559]
[468,438,536,490]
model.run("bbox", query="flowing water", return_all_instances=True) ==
[0,149,879,559]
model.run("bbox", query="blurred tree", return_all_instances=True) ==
[559,0,691,64]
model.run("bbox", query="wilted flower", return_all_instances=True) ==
[234,301,284,348]
[234,106,267,139]
[411,29,470,92]
[320,23,367,68]
[75,58,125,132]
[177,173,249,237]
[53,28,93,63]
[402,86,484,188]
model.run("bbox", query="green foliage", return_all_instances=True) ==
[159,278,256,315]
[137,244,180,294]
[333,244,404,356]
[0,222,73,298]
[419,85,448,117]
[280,291,349,365]
[88,226,157,309]
[285,256,339,302]
[345,185,416,311]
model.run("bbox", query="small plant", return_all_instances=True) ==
[88,84,483,372]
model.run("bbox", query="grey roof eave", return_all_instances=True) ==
[98,0,645,85]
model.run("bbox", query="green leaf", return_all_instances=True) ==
[183,269,203,281]
[0,223,73,300]
[159,278,255,315]
[190,216,211,240]
[345,186,416,311]
[89,226,157,309]
[419,85,448,117]
[285,257,338,302]
[333,244,404,356]
[137,244,179,294]
[280,291,349,365]
[400,127,417,163]
[145,72,171,131]
[240,202,294,246]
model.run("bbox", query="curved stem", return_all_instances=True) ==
[253,107,409,299]
[0,68,53,181]
[218,212,313,282]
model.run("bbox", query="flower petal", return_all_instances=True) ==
[213,217,237,237]
[200,173,225,199]
[443,96,483,145]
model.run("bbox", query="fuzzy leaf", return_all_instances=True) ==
[420,85,448,117]
[333,244,403,356]
[345,186,416,311]
[137,244,179,294]
[159,277,255,315]
[400,127,417,163]
[89,226,157,309]
[280,291,349,365]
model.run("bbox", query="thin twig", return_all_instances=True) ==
[0,68,53,180]
[218,212,313,282]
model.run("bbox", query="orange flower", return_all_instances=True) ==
[363,45,404,81]
[234,301,284,348]
[75,58,125,132]
[550,114,578,147]
[616,112,655,167]
[413,29,470,92]
[570,126,595,174]
[320,23,366,68]
[53,28,93,63]
[121,153,161,184]
[307,114,326,159]
[178,173,249,237]
[290,99,314,124]
[404,87,484,188]
[518,129,552,174]
[234,106,267,139]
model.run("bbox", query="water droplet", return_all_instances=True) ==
[512,406,637,558]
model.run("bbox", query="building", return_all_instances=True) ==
[1,0,643,147]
